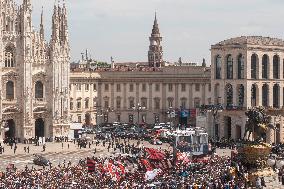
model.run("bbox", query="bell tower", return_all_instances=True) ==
[148,13,163,67]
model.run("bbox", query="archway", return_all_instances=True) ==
[4,119,15,139]
[35,118,44,138]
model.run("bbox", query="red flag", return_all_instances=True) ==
[140,159,153,171]
[87,158,96,173]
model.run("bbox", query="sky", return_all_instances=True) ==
[15,0,284,64]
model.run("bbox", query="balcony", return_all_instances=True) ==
[2,98,17,105]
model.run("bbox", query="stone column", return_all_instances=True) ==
[123,83,127,109]
[257,83,262,107]
[201,84,206,105]
[268,83,273,107]
[97,83,102,107]
[136,83,140,104]
[269,55,273,80]
[219,114,225,138]
[111,83,114,108]
[233,84,238,106]
[244,84,250,108]
[279,84,283,108]
[149,83,153,111]
[174,84,179,108]
[162,83,166,122]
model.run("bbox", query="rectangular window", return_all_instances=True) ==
[181,100,186,109]
[76,84,81,91]
[85,99,89,109]
[155,99,160,109]
[85,84,89,91]
[168,99,173,108]
[208,84,211,92]
[195,84,200,91]
[70,101,73,110]
[116,100,121,109]
[117,115,121,122]
[117,84,121,92]
[93,84,97,91]
[129,99,134,109]
[129,84,134,92]
[104,101,109,109]
[77,100,81,109]
[142,84,146,92]
[141,98,147,108]
[155,84,160,92]
[208,98,212,105]
[105,84,109,91]
[181,84,186,92]
[78,115,81,123]
[168,84,173,92]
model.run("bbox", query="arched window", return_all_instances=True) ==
[226,55,233,79]
[35,81,44,99]
[273,55,279,79]
[238,85,244,107]
[251,84,257,107]
[6,81,14,100]
[225,84,233,107]
[262,84,269,107]
[237,54,244,79]
[215,55,222,79]
[262,55,269,79]
[251,54,257,79]
[70,98,73,110]
[273,84,280,108]
[4,46,15,67]
[85,98,89,109]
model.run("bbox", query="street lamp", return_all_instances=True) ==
[166,107,175,129]
[132,103,146,125]
[200,104,223,140]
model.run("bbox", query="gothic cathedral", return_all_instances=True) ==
[0,0,70,141]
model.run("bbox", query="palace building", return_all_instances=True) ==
[69,14,211,127]
[0,0,70,141]
[210,36,284,143]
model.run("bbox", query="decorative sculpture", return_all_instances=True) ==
[243,107,276,142]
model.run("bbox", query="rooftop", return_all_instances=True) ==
[213,36,284,47]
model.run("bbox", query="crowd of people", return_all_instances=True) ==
[2,130,284,188]
[0,153,249,188]
[0,134,258,189]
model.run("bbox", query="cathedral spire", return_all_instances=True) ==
[52,2,59,42]
[40,7,45,40]
[151,12,160,36]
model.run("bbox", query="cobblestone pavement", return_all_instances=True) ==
[0,139,171,171]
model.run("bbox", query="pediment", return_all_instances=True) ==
[3,106,20,113]
[33,106,48,113]
[2,71,18,77]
